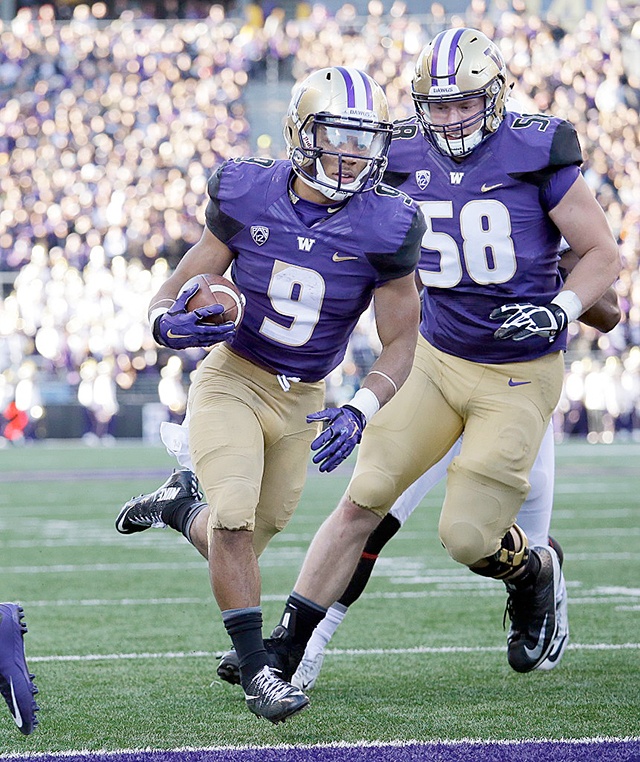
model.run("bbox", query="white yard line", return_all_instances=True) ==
[1,736,640,760]
[26,641,640,664]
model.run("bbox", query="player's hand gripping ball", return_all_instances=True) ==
[153,274,245,350]
[180,273,245,327]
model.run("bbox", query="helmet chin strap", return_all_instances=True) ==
[314,159,370,201]
[298,160,371,202]
[435,124,484,157]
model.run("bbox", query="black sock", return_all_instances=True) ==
[338,514,401,607]
[161,500,207,542]
[505,549,541,589]
[278,593,326,647]
[222,607,268,689]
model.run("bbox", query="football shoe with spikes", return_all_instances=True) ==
[217,625,306,686]
[505,545,561,672]
[0,604,39,735]
[244,666,309,724]
[115,469,202,534]
[536,536,569,671]
[291,649,325,691]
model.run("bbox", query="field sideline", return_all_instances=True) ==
[0,441,638,760]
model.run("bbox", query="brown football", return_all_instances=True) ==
[179,273,245,327]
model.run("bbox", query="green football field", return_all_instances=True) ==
[0,440,638,755]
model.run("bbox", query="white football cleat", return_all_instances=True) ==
[536,570,569,671]
[291,650,325,691]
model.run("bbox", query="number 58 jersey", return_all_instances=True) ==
[385,112,583,364]
[205,158,424,381]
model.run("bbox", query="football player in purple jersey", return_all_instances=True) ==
[291,253,620,690]
[259,28,620,688]
[124,67,425,723]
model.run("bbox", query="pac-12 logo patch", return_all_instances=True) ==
[251,225,270,246]
[415,170,431,190]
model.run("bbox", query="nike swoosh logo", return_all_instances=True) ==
[544,633,568,663]
[524,614,549,662]
[332,253,358,262]
[508,378,531,387]
[481,182,504,193]
[166,329,192,339]
[9,677,24,729]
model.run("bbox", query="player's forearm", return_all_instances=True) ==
[148,276,183,316]
[559,244,621,318]
[361,331,418,409]
[559,247,620,332]
[579,285,621,332]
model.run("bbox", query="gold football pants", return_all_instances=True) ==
[187,345,324,556]
[348,335,565,566]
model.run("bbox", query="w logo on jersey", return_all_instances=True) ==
[415,170,431,190]
[297,236,316,252]
[449,172,464,185]
[251,226,269,246]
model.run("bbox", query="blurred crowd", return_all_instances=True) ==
[1,0,639,444]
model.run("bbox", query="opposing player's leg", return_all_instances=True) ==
[0,603,38,735]
[515,421,555,547]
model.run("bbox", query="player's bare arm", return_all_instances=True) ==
[560,248,620,332]
[365,273,421,407]
[149,227,235,312]
[306,272,420,474]
[549,174,621,316]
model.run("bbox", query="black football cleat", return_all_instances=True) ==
[244,666,309,724]
[505,545,561,673]
[262,625,307,682]
[217,625,306,686]
[217,648,241,685]
[115,469,202,534]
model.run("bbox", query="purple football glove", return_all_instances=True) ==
[153,283,236,349]
[307,405,367,473]
[490,302,568,343]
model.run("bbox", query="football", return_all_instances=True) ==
[179,273,245,327]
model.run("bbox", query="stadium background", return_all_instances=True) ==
[1,0,639,447]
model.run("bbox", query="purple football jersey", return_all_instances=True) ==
[385,112,583,363]
[205,158,424,381]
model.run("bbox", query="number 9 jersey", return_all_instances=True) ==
[205,157,424,381]
[385,111,583,363]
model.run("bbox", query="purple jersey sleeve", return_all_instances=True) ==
[203,159,423,381]
[385,113,583,364]
[540,164,580,211]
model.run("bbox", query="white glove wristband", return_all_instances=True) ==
[347,388,380,423]
[148,306,170,329]
[551,290,583,322]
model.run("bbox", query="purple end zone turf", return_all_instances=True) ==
[18,739,640,762]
